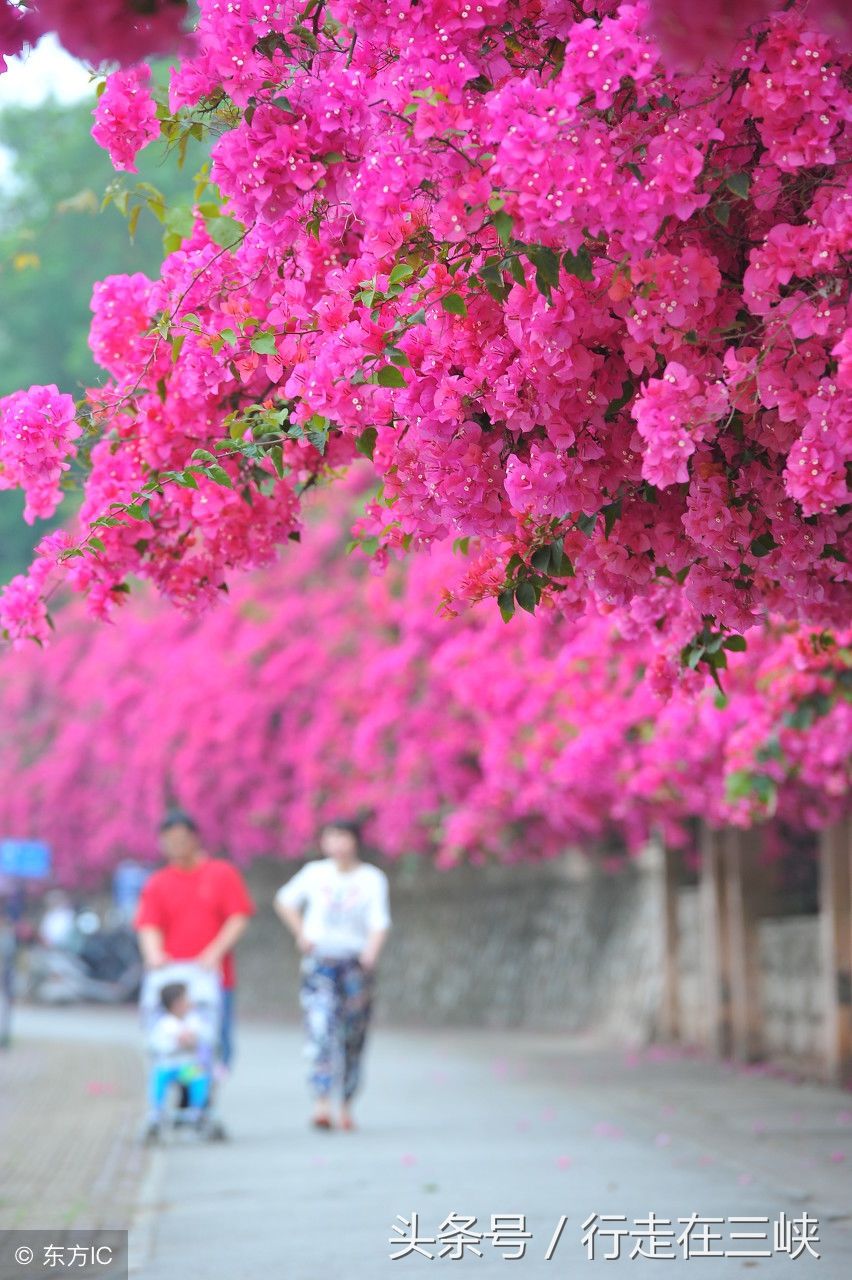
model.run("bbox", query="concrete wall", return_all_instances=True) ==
[758,917,824,1065]
[673,885,824,1068]
[236,855,824,1067]
[675,888,706,1046]
[237,852,664,1043]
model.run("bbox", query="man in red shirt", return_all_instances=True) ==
[135,811,254,1068]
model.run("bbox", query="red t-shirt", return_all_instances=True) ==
[134,857,255,989]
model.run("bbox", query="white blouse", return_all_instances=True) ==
[275,858,391,959]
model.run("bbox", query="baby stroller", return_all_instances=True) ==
[139,961,226,1143]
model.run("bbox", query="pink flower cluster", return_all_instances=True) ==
[0,531,70,649]
[0,1,190,65]
[0,484,846,880]
[633,362,729,488]
[647,0,850,68]
[91,65,161,173]
[0,1,848,683]
[0,385,79,523]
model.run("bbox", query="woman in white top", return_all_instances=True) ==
[274,819,391,1131]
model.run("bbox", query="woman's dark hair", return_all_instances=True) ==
[159,809,199,835]
[320,818,363,848]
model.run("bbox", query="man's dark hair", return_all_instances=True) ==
[320,817,363,847]
[159,809,199,835]
[160,981,188,1013]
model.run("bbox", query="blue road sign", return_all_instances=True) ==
[0,839,52,879]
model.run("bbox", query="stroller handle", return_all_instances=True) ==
[139,960,223,1016]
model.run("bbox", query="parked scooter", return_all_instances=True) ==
[28,910,142,1005]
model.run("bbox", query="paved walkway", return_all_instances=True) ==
[136,1021,852,1279]
[0,1007,144,1230]
[3,1008,852,1277]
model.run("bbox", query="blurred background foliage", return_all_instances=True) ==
[0,78,202,579]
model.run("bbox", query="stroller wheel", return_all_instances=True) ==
[205,1119,228,1142]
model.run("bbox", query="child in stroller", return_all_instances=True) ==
[141,962,225,1142]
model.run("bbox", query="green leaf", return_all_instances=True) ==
[306,428,328,455]
[750,533,778,558]
[550,549,575,578]
[603,498,622,538]
[206,465,234,488]
[270,444,285,478]
[497,588,515,623]
[530,546,551,573]
[250,332,279,356]
[127,204,141,242]
[515,581,537,614]
[708,664,726,693]
[725,172,750,200]
[441,293,468,316]
[604,379,635,421]
[524,243,557,286]
[714,201,731,227]
[479,270,509,303]
[507,256,526,287]
[376,364,407,388]
[355,427,378,460]
[493,210,513,245]
[206,215,245,248]
[725,769,775,806]
[163,204,194,243]
[723,635,747,652]
[725,769,753,802]
[219,328,240,347]
[561,246,593,281]
[388,263,415,286]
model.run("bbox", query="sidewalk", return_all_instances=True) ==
[2,1007,851,1276]
[135,1020,852,1279]
[0,1007,144,1230]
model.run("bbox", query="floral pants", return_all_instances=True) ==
[299,954,374,1101]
